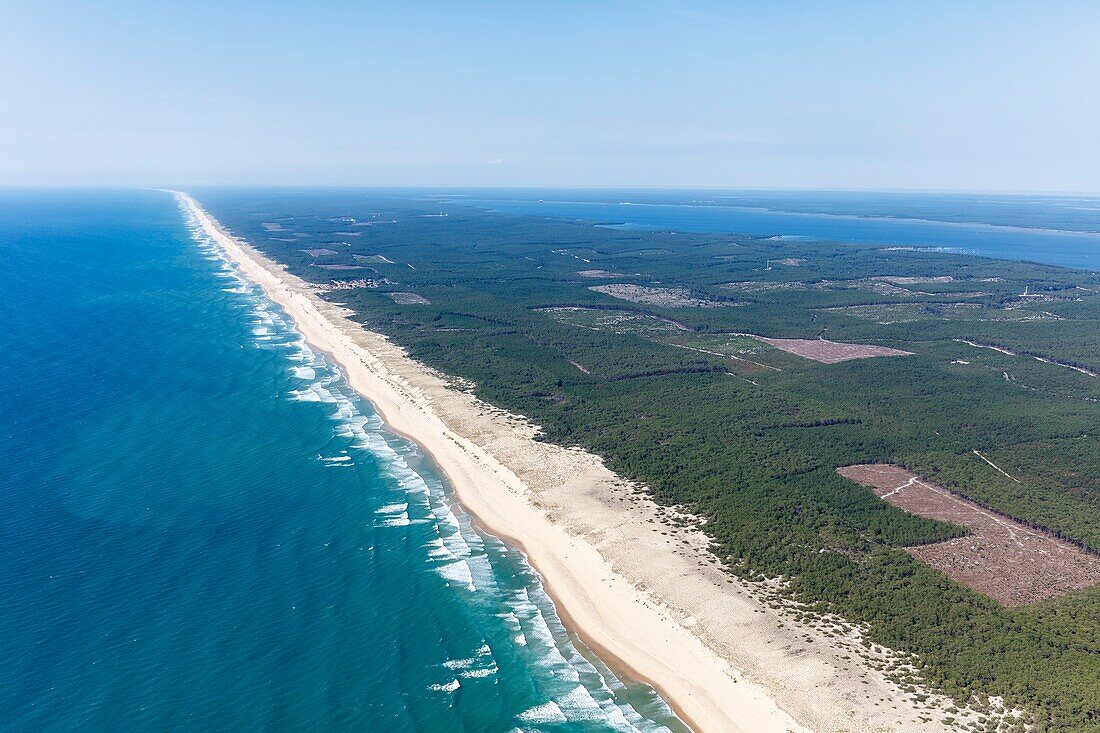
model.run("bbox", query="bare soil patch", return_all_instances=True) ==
[302,248,338,257]
[315,264,363,271]
[838,464,1100,606]
[754,337,911,363]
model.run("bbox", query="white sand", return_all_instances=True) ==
[178,191,975,733]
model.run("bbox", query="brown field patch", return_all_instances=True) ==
[838,464,1100,606]
[754,337,911,363]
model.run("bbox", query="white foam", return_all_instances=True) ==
[289,385,339,403]
[425,538,454,560]
[496,611,522,632]
[557,685,608,721]
[427,679,461,693]
[460,667,496,679]
[518,702,567,724]
[376,515,412,528]
[436,559,476,591]
[291,366,317,380]
[442,657,475,671]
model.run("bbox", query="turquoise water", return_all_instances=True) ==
[449,190,1100,271]
[0,191,684,732]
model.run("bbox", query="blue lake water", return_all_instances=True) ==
[446,190,1100,271]
[0,190,683,732]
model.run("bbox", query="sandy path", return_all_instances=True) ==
[178,191,972,733]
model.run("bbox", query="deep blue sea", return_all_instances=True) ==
[0,191,683,732]
[446,190,1100,271]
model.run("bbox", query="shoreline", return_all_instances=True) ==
[177,191,785,732]
[177,190,975,733]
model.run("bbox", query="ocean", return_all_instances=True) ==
[447,190,1100,271]
[0,190,684,732]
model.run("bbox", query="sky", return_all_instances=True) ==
[2,1,1099,191]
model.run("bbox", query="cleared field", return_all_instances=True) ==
[720,280,808,294]
[879,275,955,285]
[655,332,770,358]
[827,302,1061,324]
[720,276,980,298]
[535,306,687,333]
[388,292,431,305]
[576,269,628,278]
[316,278,381,292]
[838,464,1100,606]
[589,284,734,308]
[536,308,778,372]
[754,337,911,363]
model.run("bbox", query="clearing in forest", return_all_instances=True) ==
[826,302,1060,324]
[576,269,629,278]
[535,307,689,334]
[589,284,734,308]
[838,464,1100,606]
[388,292,431,305]
[753,337,911,363]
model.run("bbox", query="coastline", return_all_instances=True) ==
[177,190,972,733]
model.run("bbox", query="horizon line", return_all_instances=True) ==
[2,183,1100,197]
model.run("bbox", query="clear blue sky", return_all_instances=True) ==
[3,1,1098,191]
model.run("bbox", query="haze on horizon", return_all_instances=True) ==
[2,0,1098,193]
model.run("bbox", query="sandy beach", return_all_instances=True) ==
[178,191,980,733]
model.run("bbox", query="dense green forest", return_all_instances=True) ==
[200,189,1100,731]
